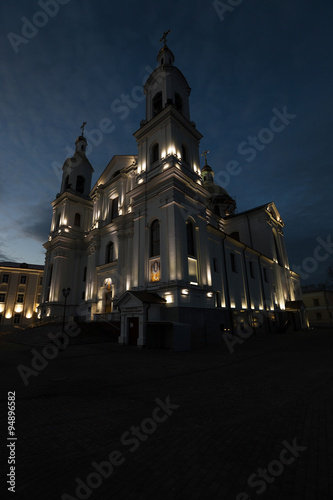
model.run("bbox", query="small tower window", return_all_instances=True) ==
[175,93,183,114]
[56,214,61,229]
[76,175,85,194]
[186,221,195,257]
[106,242,114,263]
[64,175,70,190]
[153,92,163,116]
[151,143,159,164]
[74,213,81,227]
[150,220,160,257]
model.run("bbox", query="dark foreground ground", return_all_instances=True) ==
[0,325,333,500]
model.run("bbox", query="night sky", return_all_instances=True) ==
[0,0,332,285]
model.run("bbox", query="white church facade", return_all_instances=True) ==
[39,41,305,348]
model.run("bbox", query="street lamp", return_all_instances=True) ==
[61,287,71,335]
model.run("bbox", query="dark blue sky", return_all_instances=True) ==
[0,0,332,285]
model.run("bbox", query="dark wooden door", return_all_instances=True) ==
[128,317,139,345]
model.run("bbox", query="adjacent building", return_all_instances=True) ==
[39,42,305,347]
[0,262,44,329]
[302,287,333,328]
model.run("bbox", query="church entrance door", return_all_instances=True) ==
[128,317,139,345]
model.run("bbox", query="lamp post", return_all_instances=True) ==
[61,287,71,338]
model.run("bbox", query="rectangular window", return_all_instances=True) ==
[17,294,24,303]
[313,299,319,307]
[213,258,218,273]
[2,274,9,283]
[111,197,119,220]
[230,253,237,273]
[81,291,85,300]
[249,261,255,279]
[39,277,43,286]
[263,268,268,283]
[0,293,5,302]
[14,313,21,324]
[83,266,87,282]
[37,294,41,304]
[20,275,27,284]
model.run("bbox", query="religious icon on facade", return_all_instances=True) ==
[104,277,112,290]
[150,259,161,282]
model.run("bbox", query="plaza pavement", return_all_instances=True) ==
[1,325,333,500]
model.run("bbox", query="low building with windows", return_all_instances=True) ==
[0,262,44,329]
[302,287,333,328]
[39,42,306,347]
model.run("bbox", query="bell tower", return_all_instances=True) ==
[134,31,202,179]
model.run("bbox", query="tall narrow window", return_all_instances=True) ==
[83,266,87,282]
[64,175,70,189]
[56,214,61,229]
[213,258,218,273]
[2,274,9,284]
[111,197,119,220]
[186,221,195,257]
[230,253,237,273]
[150,220,160,257]
[273,231,283,266]
[152,143,159,164]
[74,213,81,227]
[14,313,21,324]
[152,92,162,116]
[175,93,183,113]
[76,175,85,194]
[106,242,114,263]
[263,267,268,283]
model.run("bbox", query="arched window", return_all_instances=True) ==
[106,242,114,263]
[153,92,163,116]
[150,220,160,257]
[186,221,195,257]
[175,93,183,114]
[74,213,81,227]
[76,175,85,194]
[151,143,159,164]
[182,144,187,163]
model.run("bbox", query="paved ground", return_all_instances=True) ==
[1,325,333,500]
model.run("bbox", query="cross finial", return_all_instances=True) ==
[201,150,210,165]
[80,121,87,136]
[159,29,171,47]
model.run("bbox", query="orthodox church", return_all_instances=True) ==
[39,39,305,348]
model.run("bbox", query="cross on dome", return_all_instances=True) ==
[159,29,171,47]
[201,150,210,166]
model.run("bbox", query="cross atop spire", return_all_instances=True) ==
[201,150,210,166]
[159,29,171,47]
[80,121,87,137]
